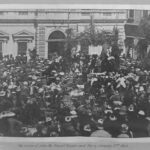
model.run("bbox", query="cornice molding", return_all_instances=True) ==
[0,19,126,24]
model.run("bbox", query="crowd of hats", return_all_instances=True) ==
[1,53,150,137]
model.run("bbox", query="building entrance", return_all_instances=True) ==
[48,30,66,58]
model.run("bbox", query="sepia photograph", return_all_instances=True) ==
[1,1,150,149]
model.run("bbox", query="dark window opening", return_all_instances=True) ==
[18,42,27,56]
[143,10,148,18]
[129,10,134,18]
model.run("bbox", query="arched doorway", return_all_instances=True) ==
[48,30,66,58]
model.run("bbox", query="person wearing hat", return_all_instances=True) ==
[117,124,132,138]
[127,104,137,122]
[105,83,115,99]
[81,124,92,136]
[0,90,6,98]
[146,94,150,117]
[77,104,98,136]
[136,92,148,112]
[0,91,13,112]
[57,103,80,136]
[20,81,30,107]
[0,111,22,136]
[61,114,80,136]
[109,92,123,107]
[123,86,135,107]
[22,97,42,125]
[90,118,112,137]
[33,124,50,137]
[103,113,120,137]
[129,110,150,137]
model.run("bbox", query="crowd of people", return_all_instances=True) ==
[0,48,150,138]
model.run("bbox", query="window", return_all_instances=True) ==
[81,12,90,16]
[81,9,90,15]
[0,12,4,15]
[18,11,28,15]
[143,10,148,18]
[129,10,134,18]
[103,12,112,16]
[18,42,27,56]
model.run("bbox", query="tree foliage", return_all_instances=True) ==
[65,25,119,56]
[77,28,119,47]
[137,16,150,60]
[139,16,150,42]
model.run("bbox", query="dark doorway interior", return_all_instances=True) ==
[48,30,66,58]
[18,42,27,56]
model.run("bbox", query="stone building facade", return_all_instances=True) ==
[0,9,128,58]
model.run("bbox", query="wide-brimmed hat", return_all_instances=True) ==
[59,72,65,76]
[104,109,113,114]
[23,81,28,86]
[109,114,117,121]
[138,110,145,116]
[0,111,15,119]
[97,118,104,125]
[70,110,77,115]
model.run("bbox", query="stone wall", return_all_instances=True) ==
[0,9,128,58]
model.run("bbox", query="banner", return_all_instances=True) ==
[88,45,102,55]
